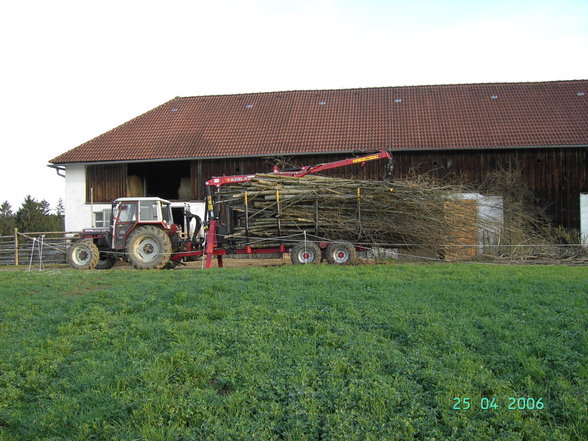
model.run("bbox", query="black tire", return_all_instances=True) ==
[291,241,321,265]
[325,241,356,265]
[66,240,99,270]
[125,225,172,270]
[163,260,180,270]
[95,253,116,270]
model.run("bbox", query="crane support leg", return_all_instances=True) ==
[205,219,217,269]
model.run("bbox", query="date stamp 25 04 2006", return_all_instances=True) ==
[452,397,544,411]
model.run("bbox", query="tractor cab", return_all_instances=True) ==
[110,197,173,249]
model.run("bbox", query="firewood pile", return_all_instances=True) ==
[213,169,588,262]
[216,174,479,251]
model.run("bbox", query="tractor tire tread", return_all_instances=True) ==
[125,225,172,270]
[66,240,100,270]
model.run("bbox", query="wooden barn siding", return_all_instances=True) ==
[390,147,587,229]
[191,148,587,228]
[86,164,127,203]
[86,147,586,229]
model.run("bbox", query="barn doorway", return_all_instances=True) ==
[127,161,191,200]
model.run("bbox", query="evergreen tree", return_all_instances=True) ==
[40,200,51,216]
[55,199,65,231]
[16,196,53,232]
[55,199,65,217]
[0,201,16,236]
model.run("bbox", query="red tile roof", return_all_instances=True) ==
[50,80,588,164]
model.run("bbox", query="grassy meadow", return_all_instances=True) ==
[0,264,586,440]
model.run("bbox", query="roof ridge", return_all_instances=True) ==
[49,79,588,164]
[174,79,588,99]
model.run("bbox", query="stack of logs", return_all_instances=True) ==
[216,174,478,250]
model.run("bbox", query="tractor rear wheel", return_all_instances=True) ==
[291,241,321,265]
[66,240,100,270]
[325,241,356,265]
[125,225,172,270]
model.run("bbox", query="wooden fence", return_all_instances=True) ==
[0,229,78,266]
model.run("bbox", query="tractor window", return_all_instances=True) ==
[118,203,137,222]
[140,201,159,221]
[161,202,172,224]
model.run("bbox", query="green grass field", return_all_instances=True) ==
[0,264,586,441]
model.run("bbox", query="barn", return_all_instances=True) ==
[49,80,588,234]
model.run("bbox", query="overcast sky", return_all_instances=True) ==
[1,0,586,212]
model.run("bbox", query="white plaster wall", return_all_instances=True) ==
[64,165,108,231]
[581,193,588,246]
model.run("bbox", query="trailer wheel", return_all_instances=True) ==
[291,242,321,264]
[325,241,356,265]
[126,226,172,270]
[66,240,100,270]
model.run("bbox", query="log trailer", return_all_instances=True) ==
[66,151,391,270]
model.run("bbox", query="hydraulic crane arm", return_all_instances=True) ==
[204,150,392,188]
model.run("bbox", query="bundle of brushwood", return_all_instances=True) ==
[216,174,478,251]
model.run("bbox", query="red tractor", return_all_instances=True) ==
[66,151,392,270]
[66,198,202,270]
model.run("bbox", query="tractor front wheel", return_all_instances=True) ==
[66,240,100,270]
[126,226,172,270]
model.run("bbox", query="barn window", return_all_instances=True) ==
[94,211,104,227]
[93,209,112,228]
